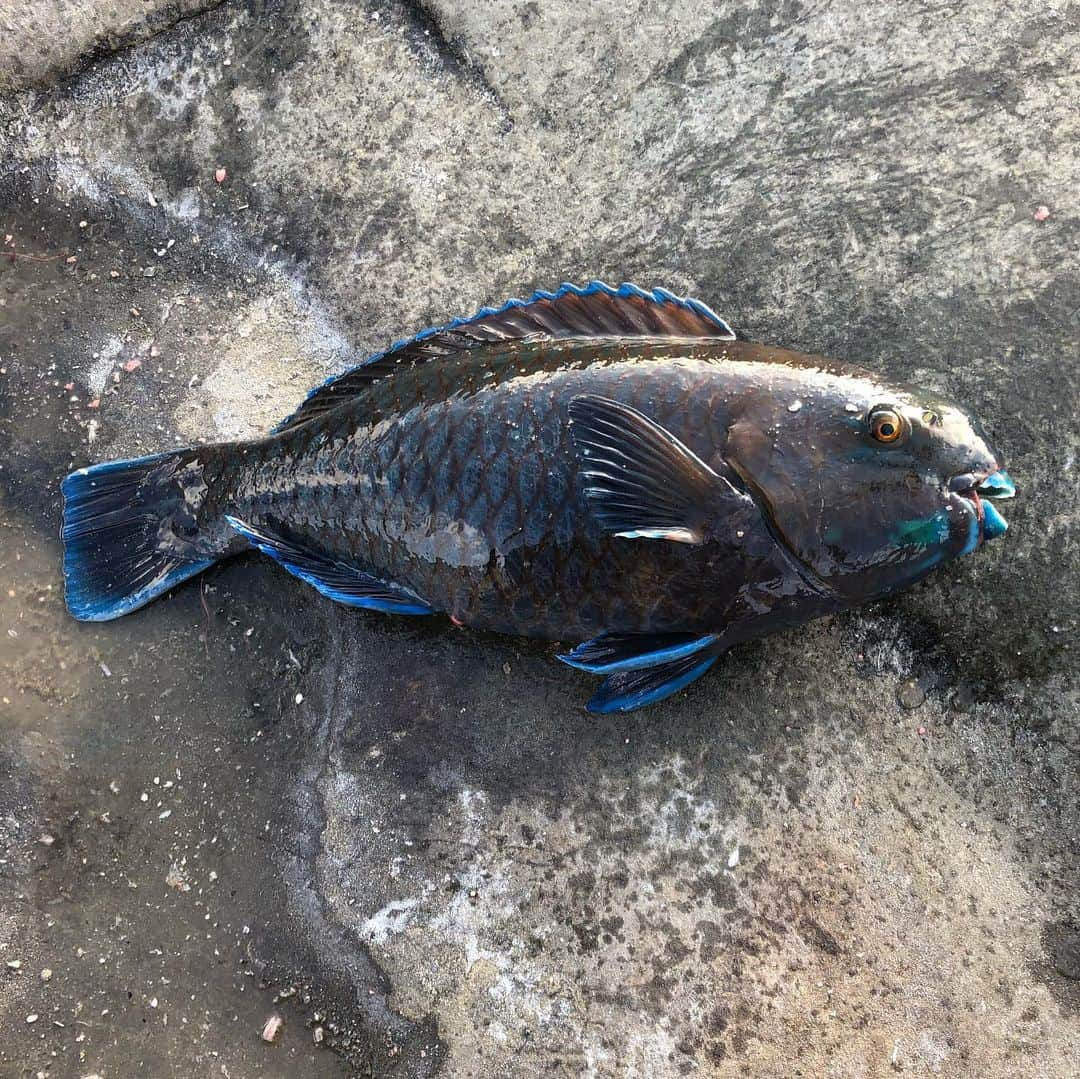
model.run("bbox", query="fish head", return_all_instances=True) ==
[725,364,1014,601]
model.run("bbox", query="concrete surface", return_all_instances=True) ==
[0,1,226,94]
[0,0,1078,1075]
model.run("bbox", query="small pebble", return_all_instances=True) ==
[788,400,803,412]
[262,1013,284,1043]
[26,1014,38,1024]
[896,680,926,710]
[40,969,52,982]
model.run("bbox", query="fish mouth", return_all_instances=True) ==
[947,468,1015,550]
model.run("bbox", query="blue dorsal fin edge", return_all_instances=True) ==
[273,281,735,432]
[458,280,735,336]
[225,515,435,615]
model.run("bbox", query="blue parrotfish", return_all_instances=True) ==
[61,282,1015,712]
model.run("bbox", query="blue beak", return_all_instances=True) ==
[982,499,1008,540]
[977,470,1015,500]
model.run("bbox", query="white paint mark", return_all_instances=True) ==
[360,898,421,945]
[87,337,123,394]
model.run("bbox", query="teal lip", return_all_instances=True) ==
[982,499,1008,540]
[977,470,1015,499]
[954,468,1014,554]
[960,507,980,556]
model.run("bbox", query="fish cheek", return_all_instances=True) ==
[725,417,819,563]
[728,416,937,591]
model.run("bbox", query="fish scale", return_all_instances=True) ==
[220,343,783,639]
[61,282,1013,712]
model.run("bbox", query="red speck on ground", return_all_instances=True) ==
[261,1013,283,1043]
[214,167,227,184]
[87,398,100,409]
[123,359,142,373]
[917,726,928,736]
[1033,205,1051,221]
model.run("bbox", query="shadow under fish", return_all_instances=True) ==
[60,282,1015,712]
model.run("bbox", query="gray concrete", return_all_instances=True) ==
[0,0,1077,1075]
[0,0,226,94]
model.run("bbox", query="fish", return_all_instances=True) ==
[60,281,1015,713]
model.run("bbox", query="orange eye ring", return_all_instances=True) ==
[869,408,904,443]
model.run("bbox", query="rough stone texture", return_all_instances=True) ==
[0,1,1077,1076]
[0,0,226,93]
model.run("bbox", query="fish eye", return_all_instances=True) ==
[869,407,905,444]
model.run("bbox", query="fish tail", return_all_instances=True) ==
[61,445,237,621]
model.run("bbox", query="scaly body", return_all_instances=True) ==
[61,283,1015,712]
[218,340,830,640]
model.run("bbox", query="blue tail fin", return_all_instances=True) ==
[61,451,219,621]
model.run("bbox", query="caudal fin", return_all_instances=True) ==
[61,450,221,621]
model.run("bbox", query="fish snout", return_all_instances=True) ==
[948,468,1015,548]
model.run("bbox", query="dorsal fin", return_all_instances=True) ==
[274,281,735,433]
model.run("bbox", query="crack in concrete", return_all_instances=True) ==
[397,0,514,133]
[280,621,445,1074]
[0,1,230,95]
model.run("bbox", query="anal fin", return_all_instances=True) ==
[225,516,435,615]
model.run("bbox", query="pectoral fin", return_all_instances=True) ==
[558,631,719,674]
[586,652,717,713]
[569,394,751,544]
[225,516,435,615]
